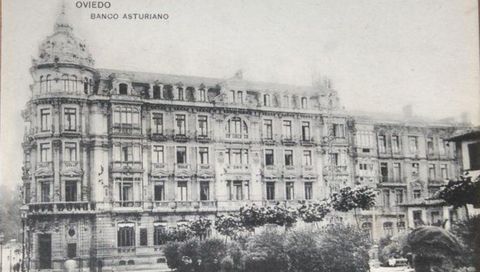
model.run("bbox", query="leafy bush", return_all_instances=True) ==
[198,238,227,272]
[245,229,290,272]
[451,215,480,270]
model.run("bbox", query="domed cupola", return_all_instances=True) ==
[35,3,94,67]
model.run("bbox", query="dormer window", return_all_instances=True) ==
[119,83,128,95]
[39,76,44,93]
[83,77,89,94]
[153,85,161,99]
[263,94,271,106]
[198,89,206,102]
[177,87,184,100]
[230,90,236,103]
[301,97,308,109]
[283,95,290,108]
[237,91,243,104]
[62,74,69,92]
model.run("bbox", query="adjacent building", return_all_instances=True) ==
[20,7,469,272]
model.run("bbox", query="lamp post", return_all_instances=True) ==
[0,232,5,272]
[20,209,27,272]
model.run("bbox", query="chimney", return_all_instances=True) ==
[402,104,413,119]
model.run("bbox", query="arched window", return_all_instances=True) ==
[198,89,206,102]
[263,94,270,106]
[39,76,44,93]
[89,79,93,93]
[177,87,184,100]
[117,222,135,247]
[71,75,77,92]
[83,77,89,94]
[153,85,161,99]
[226,117,248,139]
[283,95,290,108]
[62,74,69,92]
[163,85,173,100]
[119,83,128,95]
[45,75,51,92]
[301,97,308,109]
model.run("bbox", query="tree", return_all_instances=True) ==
[330,186,377,228]
[297,200,330,223]
[437,175,479,219]
[450,215,480,270]
[189,218,212,240]
[215,214,245,239]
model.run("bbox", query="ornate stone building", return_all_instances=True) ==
[20,7,466,272]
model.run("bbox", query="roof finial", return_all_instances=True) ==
[55,0,72,32]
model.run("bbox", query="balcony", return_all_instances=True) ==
[196,132,212,143]
[113,201,143,208]
[225,164,250,174]
[150,133,168,142]
[261,137,276,145]
[112,161,143,173]
[197,164,215,178]
[300,137,315,147]
[225,133,248,140]
[173,134,190,142]
[61,161,82,176]
[174,164,192,177]
[428,180,446,187]
[27,201,96,215]
[151,163,171,177]
[152,201,174,212]
[377,177,406,187]
[35,161,53,177]
[281,137,297,146]
[112,125,141,136]
[323,165,348,176]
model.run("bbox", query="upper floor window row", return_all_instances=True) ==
[39,75,92,94]
[38,106,79,133]
[225,117,248,139]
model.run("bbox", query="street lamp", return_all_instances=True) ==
[20,209,27,272]
[0,232,5,272]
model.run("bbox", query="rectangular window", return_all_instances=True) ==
[152,145,164,164]
[65,180,77,202]
[378,135,386,153]
[152,113,163,134]
[409,136,418,154]
[226,148,249,165]
[440,164,448,179]
[237,91,243,104]
[393,163,401,182]
[40,108,51,132]
[282,120,292,139]
[113,106,140,128]
[118,225,135,247]
[200,181,210,201]
[333,124,345,138]
[438,139,446,155]
[468,142,480,170]
[64,142,77,161]
[264,119,273,139]
[286,182,294,200]
[40,143,51,162]
[67,243,77,259]
[40,182,51,202]
[64,108,77,132]
[176,146,187,164]
[380,162,388,182]
[383,190,390,207]
[266,182,275,200]
[177,181,188,201]
[428,164,436,181]
[427,137,434,154]
[175,114,186,135]
[198,115,208,136]
[392,135,400,153]
[395,189,404,204]
[284,150,293,166]
[265,149,274,166]
[198,147,209,164]
[154,225,167,245]
[118,181,133,202]
[303,150,312,166]
[413,189,422,199]
[140,228,148,246]
[329,152,338,166]
[227,181,249,200]
[301,121,310,141]
[154,182,165,201]
[304,182,313,200]
[178,88,184,100]
[199,89,206,102]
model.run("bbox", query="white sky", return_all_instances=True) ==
[1,0,479,188]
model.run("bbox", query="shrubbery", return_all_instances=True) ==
[163,223,371,272]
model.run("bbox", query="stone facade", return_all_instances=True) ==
[21,7,467,272]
